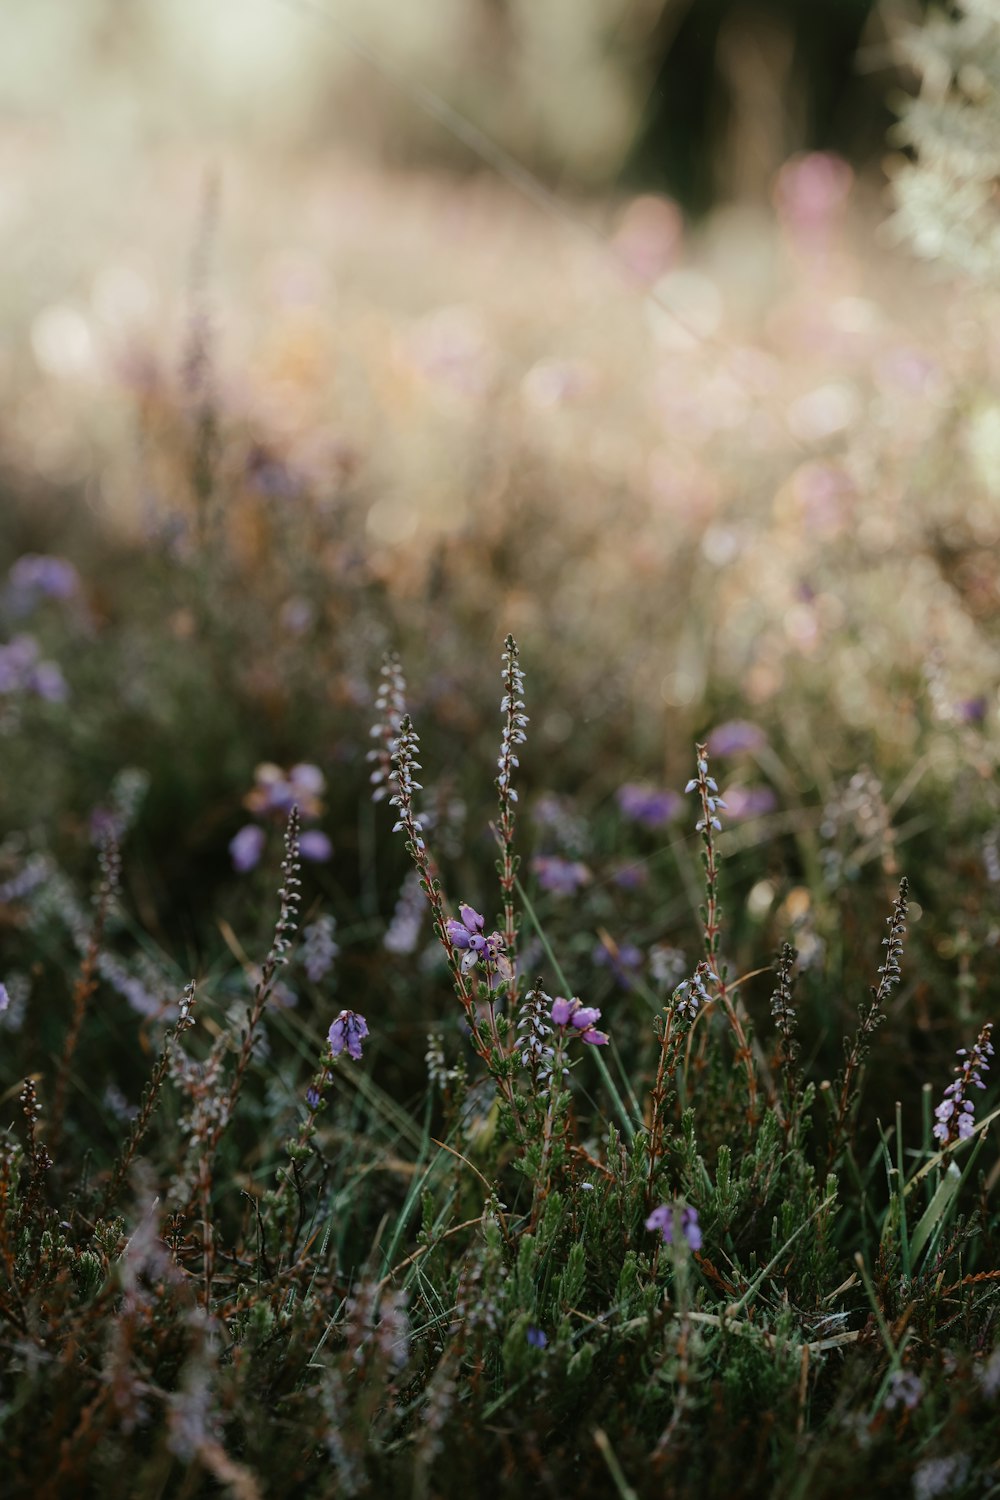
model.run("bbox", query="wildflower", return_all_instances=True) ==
[245,762,325,820]
[912,1455,970,1500]
[7,553,80,610]
[229,823,265,873]
[328,1009,369,1061]
[0,634,68,701]
[302,915,339,982]
[445,903,512,987]
[525,1325,548,1349]
[299,829,333,863]
[885,1369,923,1412]
[706,720,766,756]
[616,783,682,829]
[305,1083,323,1111]
[649,943,687,987]
[932,1021,994,1146]
[0,982,8,1014]
[550,996,609,1047]
[672,962,718,1021]
[592,938,642,989]
[646,1203,702,1252]
[384,870,424,955]
[720,785,777,821]
[531,855,591,896]
[685,756,727,832]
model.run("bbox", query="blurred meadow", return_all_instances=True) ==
[3,2,1000,1497]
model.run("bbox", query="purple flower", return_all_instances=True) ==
[0,635,66,701]
[525,1325,548,1349]
[229,823,266,873]
[299,830,333,863]
[28,661,68,703]
[328,1009,369,1061]
[0,983,8,1014]
[645,1203,702,1252]
[531,855,592,895]
[955,696,987,725]
[305,1083,323,1111]
[550,995,609,1046]
[245,762,325,820]
[592,939,643,989]
[720,785,777,821]
[933,1022,994,1146]
[302,915,339,982]
[445,903,512,987]
[7,554,80,610]
[706,720,766,756]
[616,783,682,829]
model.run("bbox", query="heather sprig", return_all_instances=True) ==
[494,633,527,967]
[831,877,909,1161]
[933,1022,994,1147]
[367,650,407,803]
[685,744,757,1124]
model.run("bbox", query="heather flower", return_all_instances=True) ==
[0,634,68,701]
[298,829,333,863]
[229,823,265,873]
[531,855,591,895]
[7,553,80,609]
[885,1369,923,1412]
[305,1083,323,1111]
[646,1203,702,1252]
[672,962,718,1021]
[616,783,682,829]
[302,915,339,982]
[384,870,424,955]
[685,756,727,833]
[328,1009,369,1061]
[932,1021,994,1146]
[445,903,512,987]
[592,938,642,989]
[912,1455,970,1500]
[706,720,766,756]
[649,943,687,987]
[550,996,609,1046]
[720,785,777,821]
[245,762,325,820]
[525,1326,548,1349]
[0,982,8,1014]
[611,861,648,890]
[955,695,987,724]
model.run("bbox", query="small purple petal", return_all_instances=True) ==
[229,824,266,873]
[299,830,333,863]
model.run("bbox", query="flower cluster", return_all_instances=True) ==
[592,937,642,989]
[672,961,718,1021]
[550,995,609,1046]
[230,762,332,871]
[445,904,513,989]
[685,754,726,833]
[645,1203,702,1252]
[933,1021,994,1146]
[5,553,80,613]
[531,855,592,896]
[615,783,682,829]
[367,652,407,803]
[301,915,339,983]
[0,633,68,702]
[328,1009,369,1061]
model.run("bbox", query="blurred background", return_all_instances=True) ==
[1,0,998,1053]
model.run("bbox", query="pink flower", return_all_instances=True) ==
[550,996,609,1047]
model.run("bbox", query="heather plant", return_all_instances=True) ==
[1,616,999,1499]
